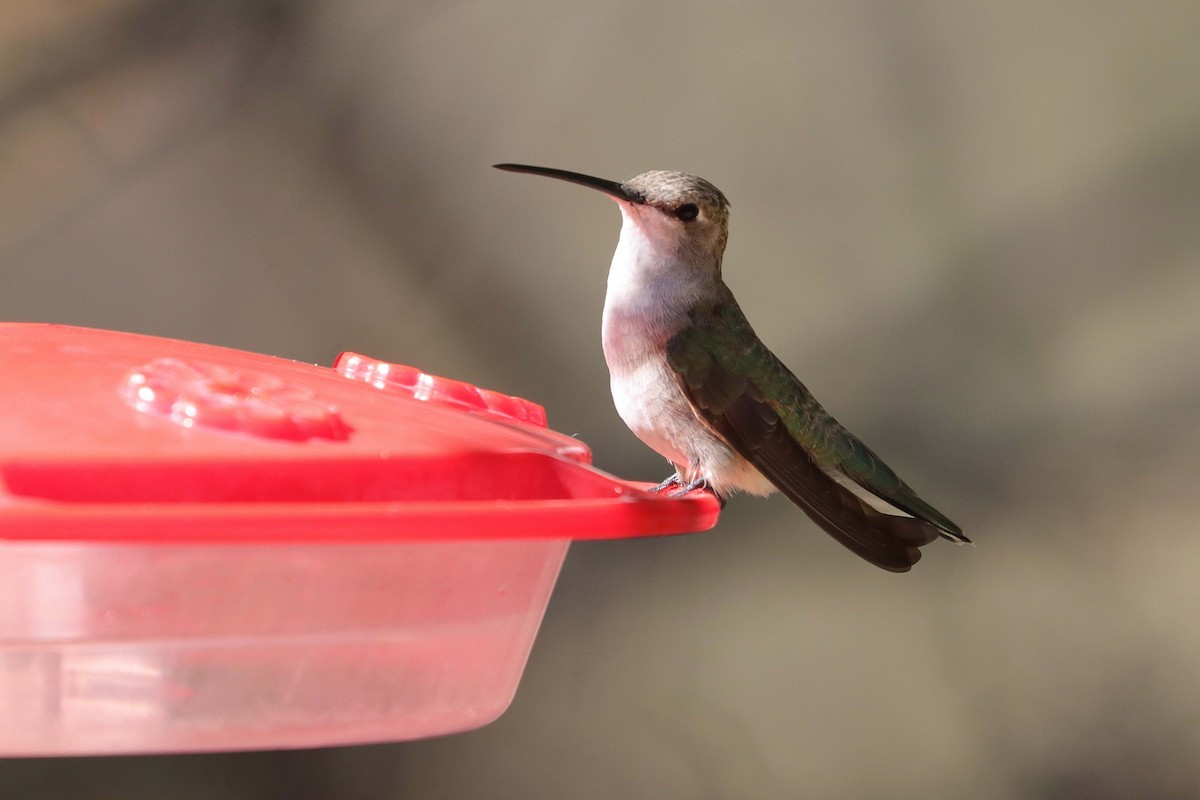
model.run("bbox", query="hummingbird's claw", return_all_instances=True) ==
[670,477,726,509]
[648,473,683,493]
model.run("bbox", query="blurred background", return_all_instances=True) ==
[3,1,1200,797]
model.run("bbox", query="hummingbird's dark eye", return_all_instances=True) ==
[674,203,699,222]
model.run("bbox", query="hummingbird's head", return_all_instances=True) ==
[495,164,732,272]
[620,170,731,267]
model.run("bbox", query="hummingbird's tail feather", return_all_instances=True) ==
[699,391,946,570]
[830,471,972,546]
[831,449,968,544]
[762,445,940,572]
[743,419,953,570]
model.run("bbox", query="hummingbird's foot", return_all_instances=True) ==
[648,473,683,494]
[671,477,727,509]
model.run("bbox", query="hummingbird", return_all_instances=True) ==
[495,163,968,571]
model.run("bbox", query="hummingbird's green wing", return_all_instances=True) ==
[667,289,965,571]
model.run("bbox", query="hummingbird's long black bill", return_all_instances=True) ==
[494,163,644,203]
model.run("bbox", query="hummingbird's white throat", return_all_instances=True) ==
[605,200,715,315]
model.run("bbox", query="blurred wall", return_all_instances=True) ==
[3,1,1200,798]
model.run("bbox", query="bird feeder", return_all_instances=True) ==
[0,324,719,755]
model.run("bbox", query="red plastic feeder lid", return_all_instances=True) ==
[0,324,720,542]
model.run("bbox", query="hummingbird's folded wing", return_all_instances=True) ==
[666,301,964,572]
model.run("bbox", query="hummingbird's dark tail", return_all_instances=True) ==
[707,403,961,570]
[766,453,946,572]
